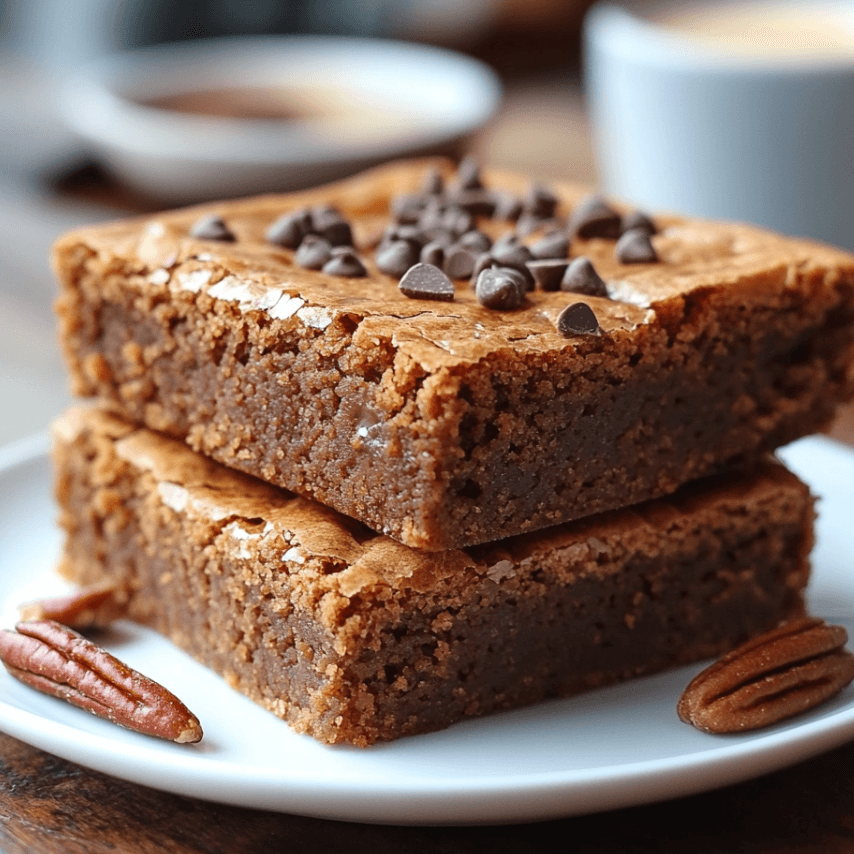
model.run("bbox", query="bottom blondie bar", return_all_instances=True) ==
[53,407,813,746]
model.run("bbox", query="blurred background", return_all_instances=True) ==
[0,0,597,447]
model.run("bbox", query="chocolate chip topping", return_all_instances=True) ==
[455,155,483,191]
[568,195,622,240]
[311,206,353,246]
[457,230,492,254]
[438,206,474,239]
[492,190,522,221]
[444,246,477,280]
[475,267,526,310]
[491,242,534,268]
[492,232,521,252]
[295,234,333,270]
[421,167,444,196]
[265,210,309,248]
[376,240,418,277]
[398,263,455,301]
[448,188,496,217]
[420,240,446,267]
[189,214,235,242]
[523,183,559,220]
[527,259,569,292]
[390,193,427,225]
[561,256,609,297]
[470,252,499,284]
[490,242,535,289]
[514,212,546,239]
[384,224,425,250]
[322,248,367,277]
[615,228,659,264]
[529,230,570,260]
[622,210,657,236]
[556,302,601,337]
[415,208,448,242]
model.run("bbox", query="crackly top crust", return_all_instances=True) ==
[51,158,854,374]
[54,405,810,601]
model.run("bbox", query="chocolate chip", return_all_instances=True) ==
[311,206,352,246]
[514,212,545,238]
[444,246,477,280]
[492,190,522,221]
[416,211,447,241]
[457,230,492,254]
[622,210,657,236]
[492,232,521,252]
[491,242,534,268]
[295,234,333,270]
[476,267,526,310]
[440,206,474,238]
[470,252,499,285]
[529,230,570,260]
[420,240,447,267]
[322,248,366,277]
[265,210,310,248]
[391,193,427,224]
[455,155,483,191]
[615,228,659,263]
[557,302,601,337]
[491,242,535,288]
[561,257,609,297]
[189,214,235,242]
[383,223,425,250]
[376,240,419,277]
[420,224,456,247]
[398,263,455,301]
[421,167,444,196]
[523,182,559,220]
[447,188,496,217]
[568,195,622,239]
[527,259,569,292]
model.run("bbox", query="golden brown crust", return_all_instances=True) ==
[52,159,854,549]
[52,158,854,366]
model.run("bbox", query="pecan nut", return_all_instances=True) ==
[19,585,122,630]
[678,617,854,734]
[0,620,202,743]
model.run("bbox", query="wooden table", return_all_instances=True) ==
[1,62,854,853]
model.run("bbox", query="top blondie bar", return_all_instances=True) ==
[54,158,854,550]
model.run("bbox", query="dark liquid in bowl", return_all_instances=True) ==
[138,85,417,141]
[140,87,319,121]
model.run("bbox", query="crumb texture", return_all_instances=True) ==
[54,406,813,745]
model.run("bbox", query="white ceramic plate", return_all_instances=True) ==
[0,434,853,825]
[59,36,502,203]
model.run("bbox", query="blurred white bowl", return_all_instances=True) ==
[60,36,502,204]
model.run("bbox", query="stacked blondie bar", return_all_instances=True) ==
[51,159,854,745]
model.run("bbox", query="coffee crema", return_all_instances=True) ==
[138,85,418,141]
[649,1,854,61]
[141,87,317,121]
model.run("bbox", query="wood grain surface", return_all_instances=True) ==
[3,728,854,854]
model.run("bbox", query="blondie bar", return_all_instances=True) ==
[53,159,854,549]
[54,406,813,746]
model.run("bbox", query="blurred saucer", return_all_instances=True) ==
[59,36,502,205]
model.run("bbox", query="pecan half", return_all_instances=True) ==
[0,620,202,743]
[678,618,854,734]
[19,585,122,630]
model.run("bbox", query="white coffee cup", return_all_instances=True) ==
[583,1,854,251]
